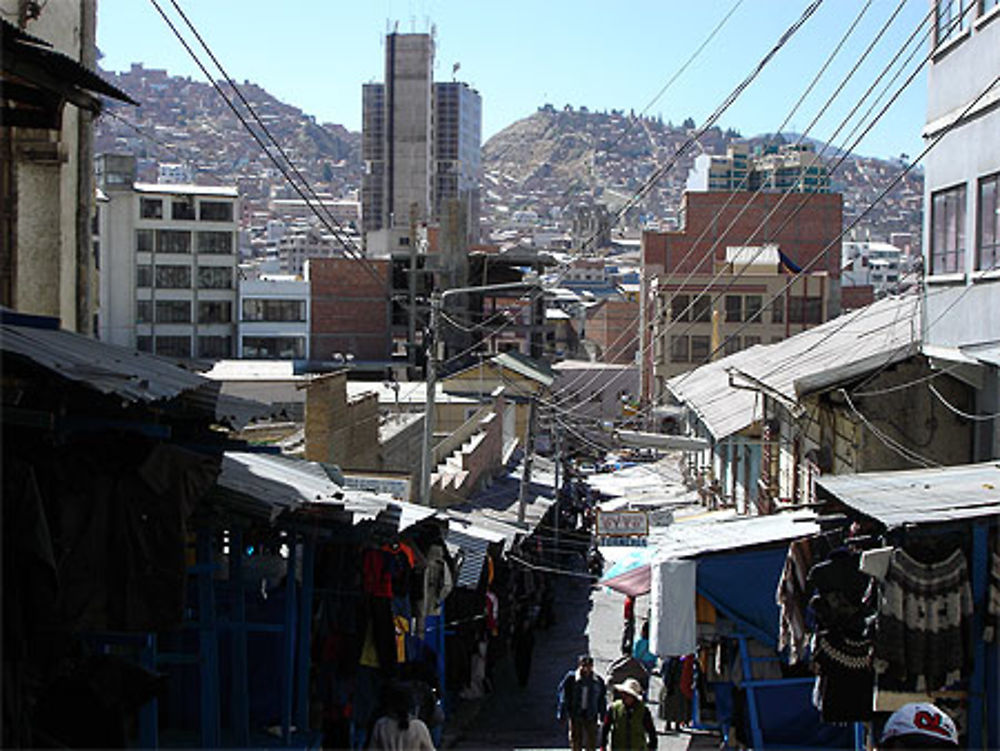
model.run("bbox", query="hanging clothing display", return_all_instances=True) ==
[651,559,696,657]
[874,547,973,691]
[777,537,814,664]
[986,536,999,643]
[810,632,873,722]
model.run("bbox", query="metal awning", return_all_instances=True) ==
[816,462,1000,528]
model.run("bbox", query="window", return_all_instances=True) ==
[724,336,741,356]
[156,229,191,254]
[197,266,233,289]
[200,201,233,222]
[669,335,690,362]
[788,296,823,324]
[984,0,999,14]
[140,198,162,219]
[136,300,152,323]
[155,300,191,323]
[155,265,191,288]
[197,231,233,254]
[136,336,152,352]
[725,295,742,323]
[771,294,785,324]
[136,265,152,288]
[692,295,712,322]
[690,335,710,363]
[744,295,762,323]
[744,335,762,347]
[978,173,999,272]
[198,300,232,323]
[935,0,969,45]
[136,229,154,253]
[155,336,191,358]
[242,336,306,359]
[931,184,966,274]
[198,336,232,358]
[171,198,196,220]
[242,299,307,322]
[670,294,690,322]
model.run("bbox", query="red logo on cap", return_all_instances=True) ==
[913,709,950,738]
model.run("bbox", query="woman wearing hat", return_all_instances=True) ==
[600,677,657,750]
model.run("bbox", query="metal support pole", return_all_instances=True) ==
[518,394,538,524]
[229,528,250,747]
[296,534,316,733]
[420,291,441,505]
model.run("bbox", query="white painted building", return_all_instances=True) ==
[237,274,310,359]
[96,154,239,359]
[841,241,903,296]
[921,0,1000,460]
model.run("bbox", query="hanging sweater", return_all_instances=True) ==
[875,547,972,691]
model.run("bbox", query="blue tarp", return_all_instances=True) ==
[696,546,786,647]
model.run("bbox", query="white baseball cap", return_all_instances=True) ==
[880,703,958,747]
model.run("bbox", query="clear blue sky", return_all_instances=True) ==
[97,0,930,160]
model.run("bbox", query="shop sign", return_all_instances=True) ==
[596,509,649,537]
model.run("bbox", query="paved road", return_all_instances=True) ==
[450,567,715,750]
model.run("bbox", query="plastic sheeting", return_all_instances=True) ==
[650,559,696,657]
[696,547,788,647]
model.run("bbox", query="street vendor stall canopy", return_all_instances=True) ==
[600,509,821,602]
[816,461,1000,527]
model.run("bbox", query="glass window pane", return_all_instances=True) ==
[671,294,690,322]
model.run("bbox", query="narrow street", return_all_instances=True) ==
[451,564,716,750]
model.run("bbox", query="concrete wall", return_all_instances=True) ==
[2,0,97,332]
[304,371,380,469]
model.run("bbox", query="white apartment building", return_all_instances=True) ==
[921,0,1000,461]
[96,154,239,359]
[841,240,903,295]
[237,275,310,359]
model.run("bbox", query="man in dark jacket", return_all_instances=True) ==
[557,654,607,751]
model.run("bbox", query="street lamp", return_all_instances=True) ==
[420,279,542,505]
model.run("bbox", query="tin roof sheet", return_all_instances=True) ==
[816,461,1000,528]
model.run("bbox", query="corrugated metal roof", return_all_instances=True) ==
[1,317,268,427]
[2,318,206,402]
[218,452,344,522]
[960,342,1000,368]
[447,527,494,588]
[816,462,1000,528]
[649,508,821,563]
[731,294,921,403]
[665,345,765,440]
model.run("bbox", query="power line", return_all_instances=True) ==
[544,0,890,412]
[148,0,387,291]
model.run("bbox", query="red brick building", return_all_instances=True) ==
[643,191,843,281]
[309,257,391,363]
[586,299,639,364]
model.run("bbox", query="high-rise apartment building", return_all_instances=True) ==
[687,142,830,194]
[96,154,239,360]
[361,32,482,256]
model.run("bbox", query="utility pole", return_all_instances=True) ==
[419,290,441,505]
[420,280,542,508]
[553,418,561,564]
[517,393,538,524]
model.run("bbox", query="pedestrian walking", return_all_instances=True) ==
[606,645,649,698]
[621,595,636,654]
[632,621,657,673]
[557,654,607,751]
[600,677,657,751]
[369,683,435,751]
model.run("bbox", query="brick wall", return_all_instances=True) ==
[643,191,843,279]
[309,257,391,362]
[587,299,639,364]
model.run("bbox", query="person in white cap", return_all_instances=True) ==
[600,677,657,750]
[879,702,959,749]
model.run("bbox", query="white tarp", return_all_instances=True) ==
[650,558,696,657]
